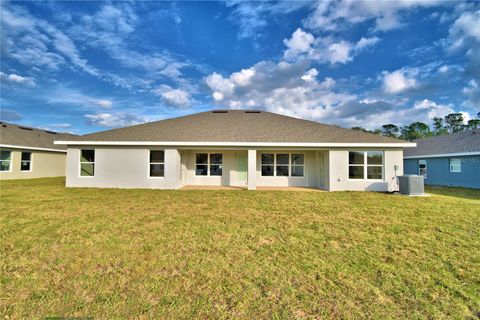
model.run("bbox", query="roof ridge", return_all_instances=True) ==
[79,111,213,137]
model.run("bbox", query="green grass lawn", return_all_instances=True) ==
[1,178,479,319]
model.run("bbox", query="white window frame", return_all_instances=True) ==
[149,150,165,178]
[0,150,12,172]
[195,152,223,176]
[348,151,384,181]
[449,158,461,173]
[418,159,427,179]
[20,151,32,172]
[79,149,95,177]
[260,153,305,178]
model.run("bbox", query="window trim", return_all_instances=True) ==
[260,153,305,178]
[348,151,384,181]
[195,152,224,176]
[20,152,32,172]
[0,150,12,172]
[418,159,427,179]
[449,158,461,173]
[79,149,95,177]
[148,149,165,178]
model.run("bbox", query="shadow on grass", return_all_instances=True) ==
[426,185,480,201]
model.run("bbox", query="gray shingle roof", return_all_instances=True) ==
[63,110,407,144]
[0,122,77,151]
[404,130,480,157]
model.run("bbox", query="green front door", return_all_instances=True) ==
[236,153,247,183]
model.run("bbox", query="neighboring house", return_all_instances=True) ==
[404,130,480,189]
[55,110,415,191]
[0,122,76,180]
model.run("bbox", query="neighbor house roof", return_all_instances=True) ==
[0,121,77,152]
[404,130,480,158]
[56,110,414,147]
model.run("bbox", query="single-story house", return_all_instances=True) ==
[404,130,480,189]
[55,110,415,191]
[0,122,76,180]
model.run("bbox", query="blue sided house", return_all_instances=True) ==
[403,130,480,189]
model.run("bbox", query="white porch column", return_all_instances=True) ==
[164,148,182,189]
[247,149,257,190]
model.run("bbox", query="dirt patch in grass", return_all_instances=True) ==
[1,178,479,319]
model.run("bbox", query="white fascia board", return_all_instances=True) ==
[0,144,67,153]
[404,151,480,159]
[55,141,416,148]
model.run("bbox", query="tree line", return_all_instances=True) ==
[352,112,480,141]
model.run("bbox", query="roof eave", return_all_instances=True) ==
[0,144,67,153]
[54,141,416,148]
[404,151,480,159]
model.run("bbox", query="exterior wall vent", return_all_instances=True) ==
[212,110,228,113]
[245,110,261,113]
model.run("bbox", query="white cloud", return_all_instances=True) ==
[95,99,113,108]
[0,72,35,86]
[0,2,98,75]
[301,68,319,82]
[212,91,224,101]
[205,59,355,120]
[85,112,148,127]
[381,68,418,94]
[45,87,113,110]
[355,37,381,50]
[226,1,308,39]
[331,98,456,129]
[68,3,190,83]
[153,85,192,108]
[447,9,480,51]
[304,0,446,32]
[0,109,23,121]
[462,79,480,108]
[438,65,449,73]
[283,28,315,59]
[411,99,455,121]
[230,68,256,86]
[205,72,235,97]
[447,10,480,78]
[283,28,380,65]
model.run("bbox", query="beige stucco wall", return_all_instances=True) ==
[182,149,324,188]
[0,148,66,180]
[63,146,403,191]
[327,148,404,192]
[255,150,318,187]
[66,147,182,189]
[182,150,247,187]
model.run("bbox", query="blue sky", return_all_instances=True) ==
[1,0,479,134]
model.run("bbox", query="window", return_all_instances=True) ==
[0,150,11,171]
[366,151,383,179]
[261,154,274,176]
[348,151,364,179]
[276,154,289,176]
[150,150,164,177]
[291,154,305,177]
[260,153,305,177]
[80,149,95,176]
[449,158,461,173]
[209,153,223,176]
[195,153,223,176]
[21,152,32,171]
[348,151,383,180]
[418,160,427,179]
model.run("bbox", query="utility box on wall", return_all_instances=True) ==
[398,175,425,195]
